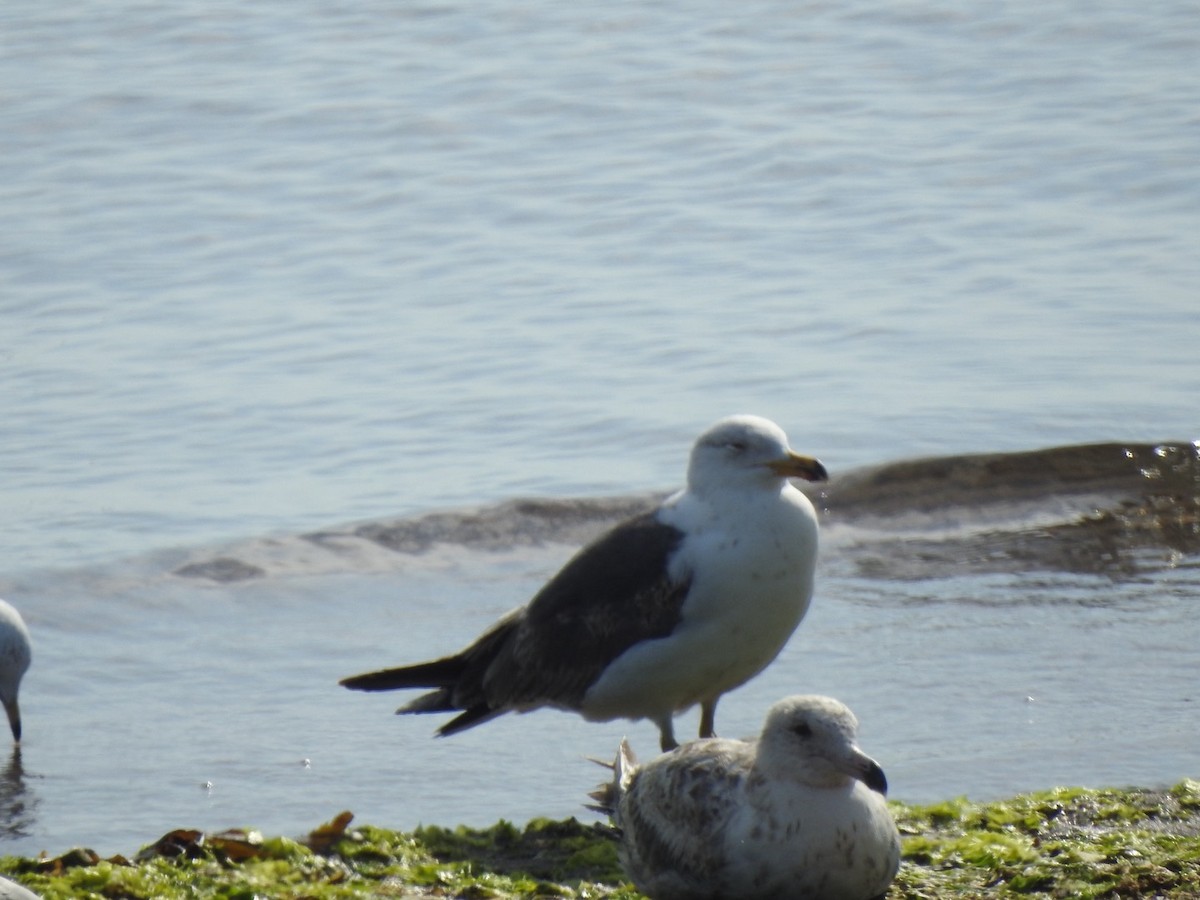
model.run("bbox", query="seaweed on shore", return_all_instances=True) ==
[890,780,1200,898]
[2,781,1198,899]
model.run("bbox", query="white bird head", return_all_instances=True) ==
[687,415,827,495]
[756,694,888,795]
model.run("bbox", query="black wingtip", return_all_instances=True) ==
[340,655,467,692]
[339,671,393,692]
[434,704,505,737]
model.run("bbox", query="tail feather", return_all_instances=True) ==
[615,738,638,792]
[586,738,637,817]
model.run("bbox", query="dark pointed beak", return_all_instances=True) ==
[3,698,20,744]
[860,758,888,796]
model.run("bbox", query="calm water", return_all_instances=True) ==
[2,0,1198,857]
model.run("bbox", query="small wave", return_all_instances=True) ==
[171,493,667,583]
[822,441,1200,580]
[171,441,1199,583]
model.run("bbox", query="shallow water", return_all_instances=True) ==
[2,0,1199,859]
[5,445,1199,857]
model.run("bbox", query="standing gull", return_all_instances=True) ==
[341,414,827,750]
[592,695,901,900]
[0,600,31,743]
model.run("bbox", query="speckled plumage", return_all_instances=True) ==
[594,695,901,900]
[342,415,827,751]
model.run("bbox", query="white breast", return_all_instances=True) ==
[722,779,901,899]
[580,484,818,722]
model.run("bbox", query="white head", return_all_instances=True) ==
[687,415,827,495]
[0,600,32,743]
[756,694,888,795]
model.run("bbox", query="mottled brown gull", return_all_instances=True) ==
[340,414,827,751]
[591,695,901,900]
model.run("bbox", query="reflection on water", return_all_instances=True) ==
[0,748,37,841]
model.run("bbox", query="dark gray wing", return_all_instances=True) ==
[479,511,691,711]
[344,511,691,736]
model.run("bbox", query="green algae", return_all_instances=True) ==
[2,782,1198,899]
[889,780,1200,898]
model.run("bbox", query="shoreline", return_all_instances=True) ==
[2,780,1197,898]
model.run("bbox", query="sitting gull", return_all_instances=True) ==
[591,695,901,900]
[341,414,827,750]
[0,599,31,743]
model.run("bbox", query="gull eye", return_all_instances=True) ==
[791,721,814,739]
[727,441,747,453]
